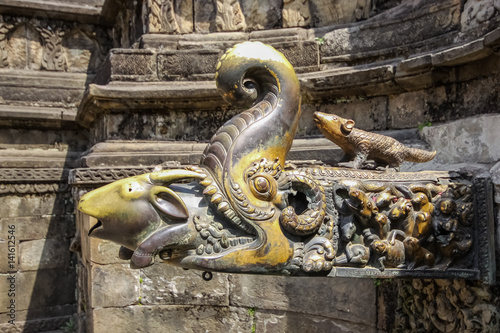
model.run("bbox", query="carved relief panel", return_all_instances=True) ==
[0,16,108,73]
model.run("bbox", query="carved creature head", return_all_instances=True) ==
[411,192,429,207]
[78,170,203,250]
[372,240,388,254]
[340,217,356,242]
[388,198,413,220]
[403,236,420,251]
[439,199,456,215]
[313,112,355,141]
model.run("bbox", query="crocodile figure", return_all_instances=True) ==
[313,112,436,169]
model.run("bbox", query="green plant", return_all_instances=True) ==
[61,317,76,333]
[373,278,393,286]
[248,307,257,333]
[315,36,325,45]
[418,121,432,131]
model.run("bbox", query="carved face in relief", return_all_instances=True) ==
[372,240,388,254]
[439,199,456,215]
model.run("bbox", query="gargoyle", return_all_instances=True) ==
[79,42,332,274]
[78,42,479,278]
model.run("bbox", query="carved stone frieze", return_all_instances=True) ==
[147,0,194,34]
[0,168,71,194]
[0,15,109,73]
[393,279,500,332]
[148,0,180,34]
[0,168,68,182]
[283,0,311,28]
[215,0,247,31]
[0,21,14,68]
[35,24,67,71]
[70,167,156,185]
[461,0,499,31]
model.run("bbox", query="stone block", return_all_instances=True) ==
[228,275,377,327]
[19,238,71,271]
[255,309,377,333]
[0,193,73,218]
[421,113,500,164]
[314,96,388,131]
[273,41,319,71]
[89,238,129,265]
[90,263,140,308]
[0,314,73,331]
[432,39,492,67]
[0,215,75,242]
[0,71,89,106]
[300,65,399,99]
[321,0,460,57]
[91,305,252,333]
[456,71,500,119]
[240,0,282,30]
[0,269,75,313]
[108,50,157,82]
[484,27,500,48]
[0,304,74,324]
[395,70,437,92]
[94,107,237,142]
[158,50,222,81]
[288,138,345,163]
[177,32,248,50]
[140,263,229,306]
[388,91,427,129]
[398,54,433,73]
[0,233,18,273]
[388,86,448,129]
[249,27,309,43]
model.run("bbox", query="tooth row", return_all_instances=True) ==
[195,237,254,255]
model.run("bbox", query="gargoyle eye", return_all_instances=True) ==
[249,173,277,201]
[254,176,270,193]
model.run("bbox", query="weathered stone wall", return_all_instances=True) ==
[1,0,499,332]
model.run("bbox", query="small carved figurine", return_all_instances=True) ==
[336,243,370,266]
[371,238,405,271]
[313,112,436,169]
[345,187,379,225]
[403,236,435,269]
[388,198,415,236]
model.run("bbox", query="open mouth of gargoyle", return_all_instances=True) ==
[88,220,103,236]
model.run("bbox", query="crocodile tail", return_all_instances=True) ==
[405,147,437,163]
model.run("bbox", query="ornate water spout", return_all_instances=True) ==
[78,42,495,281]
